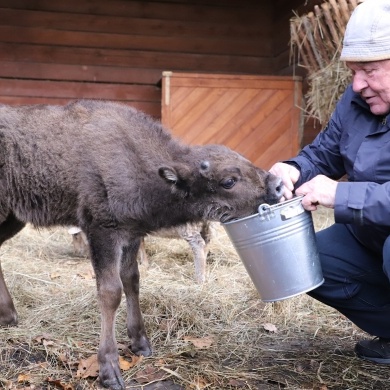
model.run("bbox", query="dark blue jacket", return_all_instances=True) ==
[288,84,390,254]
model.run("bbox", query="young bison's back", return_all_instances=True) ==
[0,100,183,227]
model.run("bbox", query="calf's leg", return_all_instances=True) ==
[137,237,149,268]
[120,241,152,355]
[186,232,208,283]
[0,213,25,326]
[88,229,126,390]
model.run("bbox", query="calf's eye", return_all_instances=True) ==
[220,178,236,189]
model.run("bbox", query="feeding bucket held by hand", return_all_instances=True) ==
[223,196,324,302]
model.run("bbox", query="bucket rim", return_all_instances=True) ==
[222,195,305,225]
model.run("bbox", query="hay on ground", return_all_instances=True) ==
[0,208,389,389]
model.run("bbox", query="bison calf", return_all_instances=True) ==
[69,221,213,283]
[0,100,283,389]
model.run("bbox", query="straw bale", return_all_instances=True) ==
[290,0,363,124]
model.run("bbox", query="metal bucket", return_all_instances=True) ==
[223,196,324,302]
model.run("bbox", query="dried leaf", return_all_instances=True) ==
[46,377,75,390]
[191,376,209,389]
[134,364,167,384]
[77,270,95,279]
[43,339,55,347]
[263,323,278,333]
[183,335,214,349]
[58,353,69,363]
[17,374,31,383]
[228,378,247,387]
[119,355,143,371]
[76,354,99,379]
[33,334,55,344]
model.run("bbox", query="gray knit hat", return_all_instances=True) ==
[340,0,390,62]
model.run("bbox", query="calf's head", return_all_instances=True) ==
[159,144,283,222]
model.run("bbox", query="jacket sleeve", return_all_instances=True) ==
[335,181,390,226]
[286,97,347,188]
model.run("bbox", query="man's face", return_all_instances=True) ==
[347,60,390,116]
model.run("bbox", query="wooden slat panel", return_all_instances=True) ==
[0,0,270,24]
[239,92,296,155]
[0,79,161,101]
[221,90,287,149]
[168,73,297,89]
[162,73,302,170]
[0,8,265,39]
[0,25,270,57]
[0,61,162,84]
[0,43,272,75]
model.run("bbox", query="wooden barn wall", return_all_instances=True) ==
[0,0,274,120]
[0,0,322,148]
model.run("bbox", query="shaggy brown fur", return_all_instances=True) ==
[0,100,283,389]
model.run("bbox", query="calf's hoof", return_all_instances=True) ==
[100,376,125,390]
[99,359,125,390]
[0,310,18,326]
[131,335,152,357]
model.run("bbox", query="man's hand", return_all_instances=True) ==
[269,162,300,201]
[295,175,337,211]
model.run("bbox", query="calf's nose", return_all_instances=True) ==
[268,174,284,202]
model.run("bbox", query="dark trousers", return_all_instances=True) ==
[308,223,390,338]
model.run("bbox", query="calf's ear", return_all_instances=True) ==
[158,164,191,184]
[159,165,192,196]
[159,166,179,184]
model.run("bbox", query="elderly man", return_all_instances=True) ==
[270,0,390,363]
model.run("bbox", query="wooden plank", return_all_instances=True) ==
[0,25,271,57]
[0,8,265,40]
[228,90,291,152]
[0,79,161,101]
[239,92,297,157]
[167,73,297,82]
[169,88,267,145]
[208,90,275,145]
[168,72,299,86]
[214,89,278,146]
[169,77,297,90]
[0,61,162,84]
[0,43,273,74]
[171,87,244,143]
[0,0,270,24]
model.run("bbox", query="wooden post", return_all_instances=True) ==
[329,0,346,36]
[321,2,342,49]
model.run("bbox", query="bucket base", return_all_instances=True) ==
[261,278,325,302]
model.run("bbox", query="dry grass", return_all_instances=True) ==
[304,62,352,125]
[0,208,389,389]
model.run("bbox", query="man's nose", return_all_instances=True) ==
[352,72,368,93]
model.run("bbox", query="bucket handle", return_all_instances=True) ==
[258,203,275,221]
[258,196,306,221]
